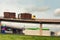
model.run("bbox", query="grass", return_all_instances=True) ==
[0,34,60,40]
[26,28,49,30]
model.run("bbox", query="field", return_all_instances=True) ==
[0,34,60,40]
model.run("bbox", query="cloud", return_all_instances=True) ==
[54,8,60,16]
[0,0,45,14]
[25,6,50,12]
[0,0,50,19]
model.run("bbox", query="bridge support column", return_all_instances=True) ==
[40,24,42,36]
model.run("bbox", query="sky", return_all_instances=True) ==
[0,0,60,19]
[0,0,60,32]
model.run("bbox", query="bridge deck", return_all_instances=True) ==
[0,18,60,24]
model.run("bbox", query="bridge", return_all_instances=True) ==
[0,18,60,36]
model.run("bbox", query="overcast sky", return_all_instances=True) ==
[0,0,60,32]
[0,0,60,19]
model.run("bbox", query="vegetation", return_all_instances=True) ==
[26,28,49,30]
[0,34,60,40]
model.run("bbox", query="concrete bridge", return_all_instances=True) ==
[0,18,60,36]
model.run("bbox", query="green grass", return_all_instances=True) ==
[0,34,60,40]
[26,28,49,30]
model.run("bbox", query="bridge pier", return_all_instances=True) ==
[40,24,42,36]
